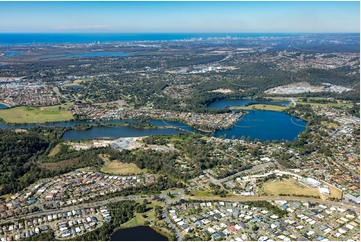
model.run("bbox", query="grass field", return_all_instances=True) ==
[321,121,339,129]
[231,104,288,112]
[74,78,92,84]
[320,184,343,200]
[262,179,320,197]
[298,101,353,108]
[101,161,145,175]
[0,104,74,123]
[48,144,62,157]
[117,201,173,240]
[64,78,92,87]
[120,201,163,228]
[40,158,81,171]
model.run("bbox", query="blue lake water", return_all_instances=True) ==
[214,110,306,141]
[208,99,290,109]
[0,104,8,109]
[111,226,168,241]
[0,97,306,141]
[0,111,305,141]
[2,51,22,57]
[62,126,180,140]
[62,119,195,140]
[0,119,193,140]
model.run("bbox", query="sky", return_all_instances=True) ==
[0,1,359,33]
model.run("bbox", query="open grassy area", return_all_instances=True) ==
[262,179,320,197]
[101,160,145,175]
[117,200,173,240]
[40,158,81,171]
[0,104,73,123]
[231,104,288,112]
[74,78,92,84]
[63,82,80,87]
[321,184,343,200]
[48,144,62,157]
[321,121,339,129]
[120,201,163,228]
[64,78,92,87]
[298,101,353,108]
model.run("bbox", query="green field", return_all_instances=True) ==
[100,155,146,175]
[64,78,92,87]
[298,101,353,108]
[120,200,162,228]
[262,179,320,197]
[0,104,73,123]
[48,144,62,157]
[231,104,288,112]
[101,161,146,175]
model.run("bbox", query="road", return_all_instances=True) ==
[205,162,274,185]
[3,187,359,242]
[162,205,183,240]
[290,98,297,106]
[159,189,185,240]
[186,194,360,211]
[4,195,154,224]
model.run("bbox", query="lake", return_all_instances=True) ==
[62,119,195,140]
[2,51,22,57]
[41,52,129,60]
[0,119,194,140]
[111,226,168,241]
[208,99,290,109]
[214,110,306,141]
[0,108,306,141]
[0,104,8,109]
[62,126,181,140]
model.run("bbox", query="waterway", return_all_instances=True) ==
[208,99,290,109]
[110,226,168,241]
[0,98,306,141]
[0,119,194,140]
[2,51,22,57]
[214,110,306,141]
[0,104,8,109]
[207,99,305,141]
[41,52,129,60]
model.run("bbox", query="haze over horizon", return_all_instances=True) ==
[0,1,359,33]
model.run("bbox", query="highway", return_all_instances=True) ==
[4,195,154,224]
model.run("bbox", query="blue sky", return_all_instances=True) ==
[0,1,359,33]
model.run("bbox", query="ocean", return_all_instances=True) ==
[0,33,301,45]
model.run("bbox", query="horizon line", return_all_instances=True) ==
[0,32,359,34]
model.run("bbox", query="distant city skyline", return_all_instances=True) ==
[0,1,359,33]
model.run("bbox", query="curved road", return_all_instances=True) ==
[186,194,359,211]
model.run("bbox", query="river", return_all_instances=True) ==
[110,226,168,241]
